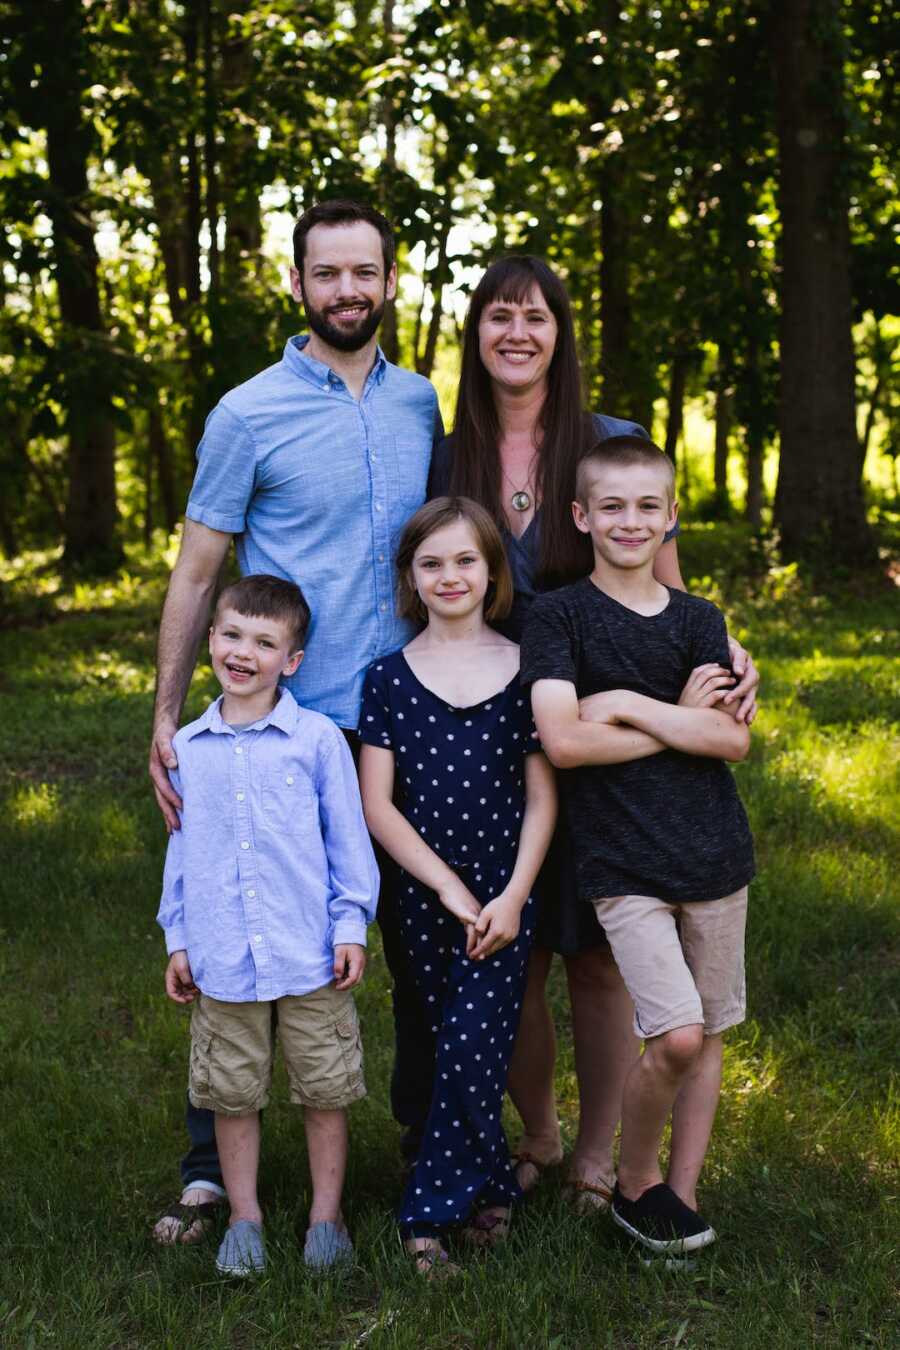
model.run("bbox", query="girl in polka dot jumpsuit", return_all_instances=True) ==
[359,498,557,1276]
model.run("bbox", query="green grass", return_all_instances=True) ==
[1,528,898,1349]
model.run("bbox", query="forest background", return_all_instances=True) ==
[1,5,899,1347]
[1,0,898,577]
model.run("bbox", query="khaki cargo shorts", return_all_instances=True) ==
[592,887,748,1040]
[188,982,366,1116]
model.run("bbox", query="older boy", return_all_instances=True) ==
[157,575,378,1275]
[521,436,754,1255]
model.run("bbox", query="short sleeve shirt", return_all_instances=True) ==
[520,580,755,903]
[185,335,442,728]
[358,649,540,872]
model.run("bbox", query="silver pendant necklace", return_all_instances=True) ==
[501,462,535,512]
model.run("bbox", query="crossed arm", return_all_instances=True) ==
[534,671,750,771]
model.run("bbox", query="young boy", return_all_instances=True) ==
[157,575,378,1276]
[521,436,754,1255]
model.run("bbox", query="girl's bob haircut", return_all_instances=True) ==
[396,496,514,624]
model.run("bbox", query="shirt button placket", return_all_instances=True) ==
[233,735,268,998]
[363,401,392,637]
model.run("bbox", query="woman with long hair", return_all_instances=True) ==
[428,255,758,1207]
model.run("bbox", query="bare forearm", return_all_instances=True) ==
[154,569,219,727]
[363,798,458,893]
[618,692,750,761]
[542,722,667,770]
[501,766,556,906]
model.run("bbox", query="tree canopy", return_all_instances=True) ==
[1,0,896,572]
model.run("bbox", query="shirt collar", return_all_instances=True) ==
[283,334,387,390]
[185,688,300,740]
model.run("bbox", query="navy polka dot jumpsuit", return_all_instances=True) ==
[359,649,539,1238]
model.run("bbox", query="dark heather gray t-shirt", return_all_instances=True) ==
[520,579,755,904]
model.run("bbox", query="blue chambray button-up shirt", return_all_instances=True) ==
[157,689,379,1002]
[185,335,441,728]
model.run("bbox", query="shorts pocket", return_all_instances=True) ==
[261,769,316,834]
[335,1006,364,1084]
[189,1032,213,1101]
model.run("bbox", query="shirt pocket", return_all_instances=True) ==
[260,769,317,835]
[387,431,430,522]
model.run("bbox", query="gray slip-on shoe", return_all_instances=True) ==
[215,1219,266,1277]
[304,1220,353,1270]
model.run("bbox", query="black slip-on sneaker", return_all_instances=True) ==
[612,1182,716,1254]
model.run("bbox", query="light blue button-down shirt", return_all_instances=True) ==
[186,335,441,728]
[157,689,379,1002]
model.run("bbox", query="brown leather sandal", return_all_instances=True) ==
[152,1199,222,1245]
[566,1174,615,1215]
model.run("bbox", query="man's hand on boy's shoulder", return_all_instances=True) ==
[333,943,366,990]
[150,715,183,832]
[165,950,198,1004]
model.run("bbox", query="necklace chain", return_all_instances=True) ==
[500,459,536,513]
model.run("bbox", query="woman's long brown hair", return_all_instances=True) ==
[447,255,595,587]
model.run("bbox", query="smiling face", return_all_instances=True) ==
[290,220,397,354]
[209,607,303,720]
[477,283,559,398]
[573,461,677,572]
[410,517,491,624]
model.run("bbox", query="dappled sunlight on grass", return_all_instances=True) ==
[10,781,60,825]
[62,650,155,695]
[2,534,898,1348]
[93,802,143,862]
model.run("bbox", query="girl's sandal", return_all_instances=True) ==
[565,1174,616,1216]
[461,1206,512,1250]
[404,1238,461,1281]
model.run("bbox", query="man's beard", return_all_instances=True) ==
[301,287,386,353]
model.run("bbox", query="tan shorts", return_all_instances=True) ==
[592,887,748,1039]
[188,983,366,1116]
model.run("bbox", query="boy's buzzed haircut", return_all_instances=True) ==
[214,574,311,650]
[576,435,676,507]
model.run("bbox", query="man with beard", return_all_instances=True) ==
[149,200,441,1244]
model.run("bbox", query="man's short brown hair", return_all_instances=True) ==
[214,575,311,650]
[292,199,395,277]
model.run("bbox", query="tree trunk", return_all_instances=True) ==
[417,214,452,380]
[378,0,400,364]
[597,153,654,432]
[184,5,209,453]
[221,16,262,286]
[150,403,179,532]
[201,0,221,305]
[745,424,765,527]
[0,499,17,559]
[773,0,875,567]
[39,0,121,571]
[664,352,689,468]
